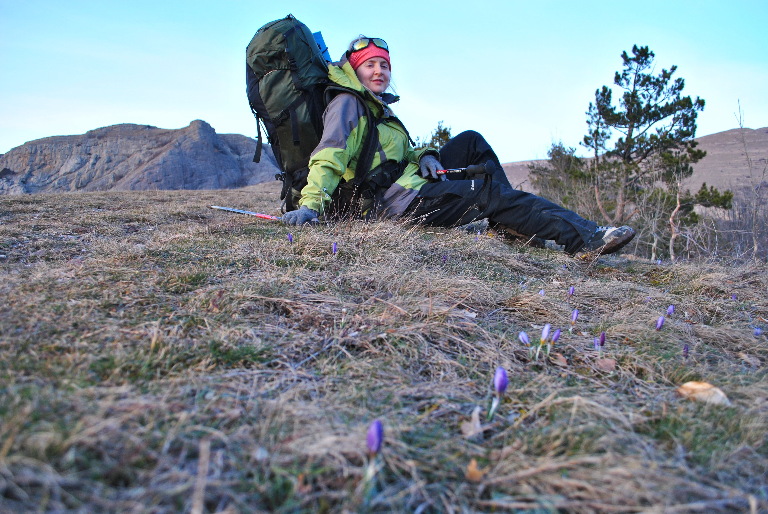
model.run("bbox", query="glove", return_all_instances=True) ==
[419,154,443,180]
[282,206,319,226]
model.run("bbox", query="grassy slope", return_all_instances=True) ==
[1,185,766,512]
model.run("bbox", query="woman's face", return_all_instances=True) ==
[354,57,391,95]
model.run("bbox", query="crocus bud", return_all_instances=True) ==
[551,329,561,345]
[493,367,508,396]
[656,316,665,330]
[332,242,338,254]
[568,286,575,297]
[287,233,294,243]
[666,305,675,316]
[366,419,383,455]
[519,332,530,346]
[599,332,606,347]
[571,309,579,325]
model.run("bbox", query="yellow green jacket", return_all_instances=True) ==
[299,60,434,216]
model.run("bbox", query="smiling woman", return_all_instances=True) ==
[281,31,636,257]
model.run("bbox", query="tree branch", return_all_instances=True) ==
[594,183,613,224]
[669,183,682,261]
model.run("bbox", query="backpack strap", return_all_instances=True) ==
[324,86,379,183]
[252,112,263,163]
[392,117,416,148]
[352,110,415,189]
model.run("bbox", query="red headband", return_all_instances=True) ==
[348,42,391,70]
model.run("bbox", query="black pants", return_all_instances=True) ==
[408,131,597,254]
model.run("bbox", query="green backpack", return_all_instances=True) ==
[245,15,379,212]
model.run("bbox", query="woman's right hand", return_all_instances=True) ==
[419,155,443,180]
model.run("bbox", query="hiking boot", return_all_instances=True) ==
[581,226,636,255]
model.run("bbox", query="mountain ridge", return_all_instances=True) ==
[0,120,280,195]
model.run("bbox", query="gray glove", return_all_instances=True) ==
[419,154,443,180]
[282,206,319,226]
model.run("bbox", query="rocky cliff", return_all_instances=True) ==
[0,120,280,195]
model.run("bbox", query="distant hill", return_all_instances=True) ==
[0,120,280,195]
[502,127,768,194]
[685,127,768,192]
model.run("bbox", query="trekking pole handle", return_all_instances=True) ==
[465,161,494,176]
[435,161,494,176]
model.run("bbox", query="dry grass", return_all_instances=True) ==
[1,184,767,512]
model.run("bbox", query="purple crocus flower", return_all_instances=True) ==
[666,305,675,316]
[366,419,383,455]
[754,327,763,337]
[539,289,545,296]
[594,337,601,351]
[489,367,508,421]
[571,309,579,325]
[540,324,551,344]
[682,343,689,359]
[519,331,530,346]
[493,367,508,396]
[332,242,338,254]
[599,331,606,347]
[731,293,738,301]
[551,328,561,345]
[656,316,665,330]
[287,233,293,243]
[568,286,575,297]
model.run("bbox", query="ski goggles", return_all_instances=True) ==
[347,37,388,54]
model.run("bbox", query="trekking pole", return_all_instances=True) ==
[209,205,282,221]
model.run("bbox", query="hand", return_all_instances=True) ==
[282,206,319,226]
[419,155,443,180]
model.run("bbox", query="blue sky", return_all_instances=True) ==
[1,0,766,163]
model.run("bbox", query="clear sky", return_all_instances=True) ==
[1,0,766,163]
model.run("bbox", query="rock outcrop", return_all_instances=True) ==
[0,120,280,194]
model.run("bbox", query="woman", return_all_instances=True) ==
[282,36,635,256]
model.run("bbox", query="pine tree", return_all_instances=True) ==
[583,45,706,224]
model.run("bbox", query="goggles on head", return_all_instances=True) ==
[347,37,388,55]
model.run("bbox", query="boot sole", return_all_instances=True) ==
[594,229,636,255]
